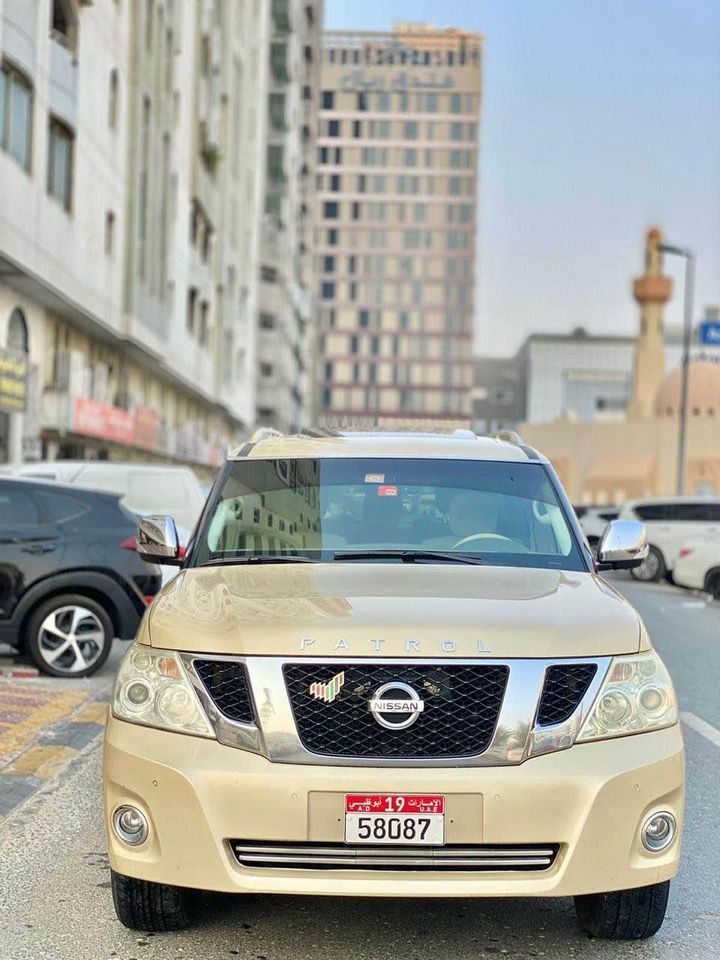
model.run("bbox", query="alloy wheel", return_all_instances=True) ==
[632,550,660,582]
[36,605,106,674]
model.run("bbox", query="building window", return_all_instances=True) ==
[260,362,273,378]
[51,0,78,51]
[351,201,361,221]
[321,282,335,300]
[404,121,418,140]
[186,287,198,333]
[324,361,333,380]
[323,255,335,272]
[450,93,462,113]
[327,228,338,245]
[259,312,275,330]
[7,308,28,353]
[0,62,33,171]
[350,335,358,354]
[323,201,339,219]
[108,69,119,129]
[353,119,361,138]
[330,173,341,191]
[358,308,369,328]
[105,211,115,255]
[47,117,73,211]
[328,119,340,137]
[321,90,334,109]
[322,388,332,408]
[199,300,210,346]
[357,92,368,111]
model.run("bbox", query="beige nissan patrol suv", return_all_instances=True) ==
[104,430,684,939]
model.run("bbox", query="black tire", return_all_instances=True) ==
[25,593,114,678]
[704,569,720,600]
[111,869,193,932]
[630,545,666,583]
[575,880,670,940]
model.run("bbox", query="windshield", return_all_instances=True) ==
[191,458,585,571]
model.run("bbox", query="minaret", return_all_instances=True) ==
[627,227,673,419]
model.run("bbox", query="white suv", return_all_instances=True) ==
[619,497,720,581]
[673,533,720,598]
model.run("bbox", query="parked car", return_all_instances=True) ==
[619,496,720,582]
[105,430,683,941]
[0,477,161,677]
[579,506,619,547]
[673,533,720,598]
[0,461,206,531]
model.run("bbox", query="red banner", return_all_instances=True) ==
[72,398,135,445]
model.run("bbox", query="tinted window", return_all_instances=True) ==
[0,487,41,527]
[34,490,90,524]
[673,502,719,522]
[194,458,585,572]
[634,504,673,521]
[599,510,619,522]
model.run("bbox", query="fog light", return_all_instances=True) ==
[641,811,676,852]
[113,805,149,846]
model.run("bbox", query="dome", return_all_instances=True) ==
[654,361,720,418]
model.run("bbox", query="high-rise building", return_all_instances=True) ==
[0,0,275,469]
[256,0,322,433]
[314,24,482,429]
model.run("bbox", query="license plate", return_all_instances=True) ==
[345,794,445,845]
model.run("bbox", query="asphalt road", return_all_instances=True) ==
[1,577,719,960]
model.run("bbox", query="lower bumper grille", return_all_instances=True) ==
[231,841,558,872]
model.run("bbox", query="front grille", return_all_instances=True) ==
[232,841,558,871]
[194,659,255,724]
[536,663,598,726]
[283,663,509,759]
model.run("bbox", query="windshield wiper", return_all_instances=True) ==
[332,550,483,566]
[200,555,319,567]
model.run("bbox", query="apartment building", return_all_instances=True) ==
[315,24,482,429]
[0,0,270,470]
[255,0,322,433]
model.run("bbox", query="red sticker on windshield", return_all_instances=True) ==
[378,485,398,497]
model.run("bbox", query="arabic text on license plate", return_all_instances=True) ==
[345,794,445,845]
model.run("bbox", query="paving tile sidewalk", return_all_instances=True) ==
[0,682,108,818]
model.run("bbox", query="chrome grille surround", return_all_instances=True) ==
[179,655,610,767]
[231,841,559,871]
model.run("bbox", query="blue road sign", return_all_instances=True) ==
[699,321,720,346]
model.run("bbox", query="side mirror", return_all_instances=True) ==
[596,519,648,570]
[137,515,182,566]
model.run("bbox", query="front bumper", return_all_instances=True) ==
[104,717,684,898]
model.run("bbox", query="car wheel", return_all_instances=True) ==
[630,545,666,582]
[111,869,193,931]
[704,569,720,600]
[25,594,113,678]
[574,880,670,940]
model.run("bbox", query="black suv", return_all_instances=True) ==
[0,477,161,677]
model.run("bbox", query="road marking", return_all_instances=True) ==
[682,712,720,749]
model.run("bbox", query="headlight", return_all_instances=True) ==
[112,643,213,737]
[577,650,677,742]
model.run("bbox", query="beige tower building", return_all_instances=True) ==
[627,228,673,419]
[315,24,482,429]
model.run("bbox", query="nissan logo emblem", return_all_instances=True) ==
[368,681,425,730]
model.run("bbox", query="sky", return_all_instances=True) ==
[324,0,720,356]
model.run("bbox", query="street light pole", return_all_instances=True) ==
[657,243,695,496]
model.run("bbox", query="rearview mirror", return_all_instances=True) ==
[596,520,648,570]
[137,515,182,566]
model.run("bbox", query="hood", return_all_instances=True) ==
[146,563,641,659]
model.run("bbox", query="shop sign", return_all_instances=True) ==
[0,348,28,413]
[73,398,135,445]
[133,405,161,451]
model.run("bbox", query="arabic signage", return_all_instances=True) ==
[71,398,161,451]
[0,348,28,413]
[339,70,456,92]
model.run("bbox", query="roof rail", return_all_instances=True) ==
[489,429,525,446]
[249,427,284,443]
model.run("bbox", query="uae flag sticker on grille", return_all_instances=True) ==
[309,671,345,703]
[345,794,445,845]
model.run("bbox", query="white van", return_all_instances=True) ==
[619,496,720,581]
[0,461,206,532]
